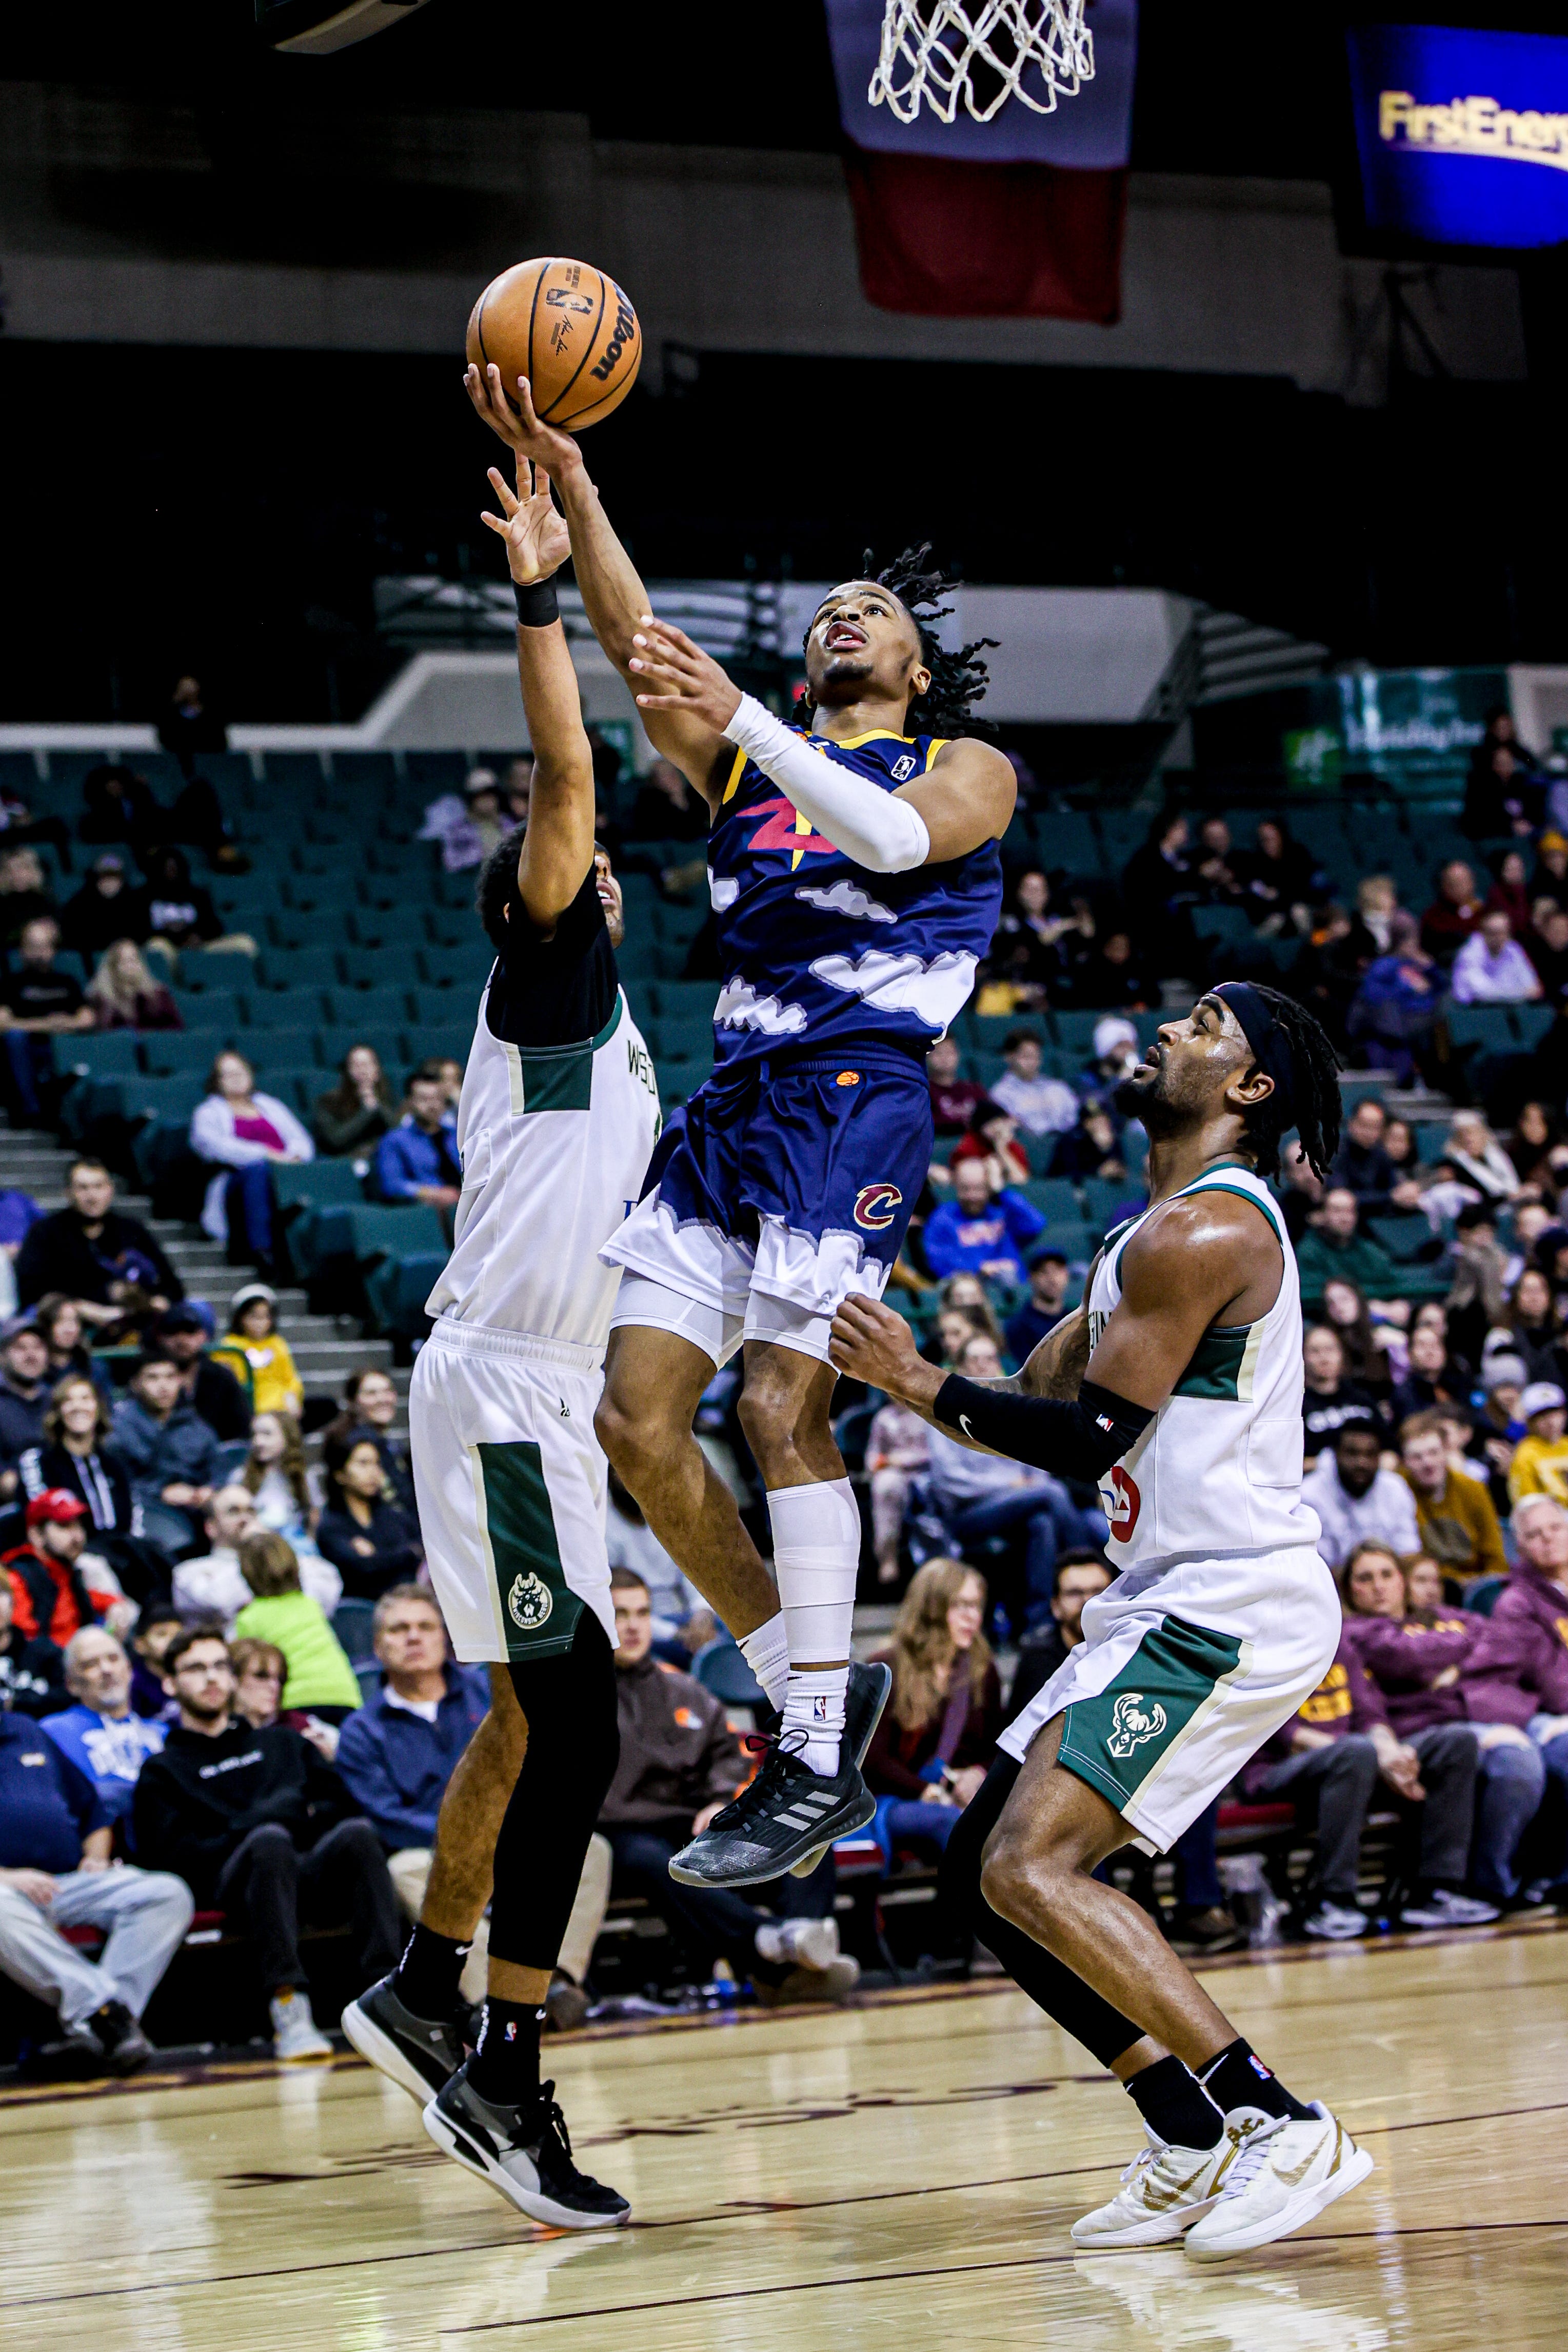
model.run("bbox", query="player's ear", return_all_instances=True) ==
[907,663,932,702]
[1228,1063,1274,1113]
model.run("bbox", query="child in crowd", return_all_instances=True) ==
[213,1285,304,1419]
[231,1532,362,1723]
[1507,1381,1568,1509]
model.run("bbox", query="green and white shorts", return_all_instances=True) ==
[997,1545,1340,1854]
[410,1318,617,1666]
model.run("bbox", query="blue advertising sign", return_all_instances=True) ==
[1346,24,1568,252]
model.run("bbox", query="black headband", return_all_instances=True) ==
[1210,982,1296,1126]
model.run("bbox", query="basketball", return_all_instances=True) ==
[465,258,642,432]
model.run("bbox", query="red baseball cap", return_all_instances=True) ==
[26,1489,89,1529]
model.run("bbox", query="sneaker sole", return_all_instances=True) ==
[789,1661,893,1879]
[341,1997,446,2107]
[668,1782,878,1889]
[421,2096,630,2229]
[275,2042,335,2065]
[1184,2144,1374,2261]
[1070,2198,1220,2248]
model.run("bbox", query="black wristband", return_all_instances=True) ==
[931,1373,1153,1482]
[513,576,560,628]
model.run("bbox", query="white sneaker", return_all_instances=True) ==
[1302,1900,1367,1941]
[270,1987,333,2063]
[1070,2126,1232,2248]
[755,1914,841,1972]
[1184,2102,1373,2262]
[1400,1887,1499,1929]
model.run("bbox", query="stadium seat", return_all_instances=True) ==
[329,752,398,797]
[364,1250,448,1338]
[256,947,342,994]
[141,1031,243,1078]
[1080,1176,1145,1235]
[1018,1178,1082,1224]
[54,1033,141,1084]
[323,986,413,1030]
[317,1026,404,1073]
[271,1161,365,1213]
[1463,1574,1507,1617]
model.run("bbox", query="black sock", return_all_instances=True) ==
[467,1998,544,2109]
[393,1923,468,2021]
[1198,2037,1314,2124]
[1126,2054,1225,2149]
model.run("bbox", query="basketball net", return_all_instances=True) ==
[868,0,1094,125]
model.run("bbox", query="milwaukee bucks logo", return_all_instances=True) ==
[1106,1692,1167,1760]
[507,1571,554,1632]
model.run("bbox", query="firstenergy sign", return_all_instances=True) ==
[1347,23,1568,249]
[1379,90,1568,172]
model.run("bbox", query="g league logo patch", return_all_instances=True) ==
[1106,1693,1167,1761]
[507,1571,554,1632]
[890,754,918,781]
[854,1183,903,1231]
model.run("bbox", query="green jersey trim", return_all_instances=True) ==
[504,990,627,1115]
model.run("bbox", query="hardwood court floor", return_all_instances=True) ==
[3,1921,1565,2352]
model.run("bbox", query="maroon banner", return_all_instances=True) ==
[843,146,1127,322]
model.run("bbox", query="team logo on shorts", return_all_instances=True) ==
[507,1571,554,1632]
[854,1183,903,1230]
[1106,1692,1167,1760]
[1106,1464,1141,1537]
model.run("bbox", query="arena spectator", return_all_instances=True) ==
[949,1097,1031,1189]
[0,917,93,1120]
[1318,1279,1393,1397]
[1295,1188,1400,1313]
[127,1603,185,1720]
[1330,1097,1421,1209]
[502,755,533,828]
[1048,1096,1126,1182]
[985,867,1078,1003]
[864,1560,1000,1856]
[41,1627,167,1827]
[334,1586,490,1994]
[0,1318,51,1488]
[923,1333,1102,1632]
[1301,1424,1420,1573]
[1462,739,1540,839]
[229,1636,289,1729]
[922,1158,1044,1284]
[1301,1324,1382,1461]
[231,1532,362,1722]
[316,1429,423,1599]
[922,1303,993,1372]
[1442,1112,1521,1204]
[156,674,227,775]
[0,847,59,947]
[1387,1319,1471,1428]
[627,755,712,846]
[988,1029,1077,1138]
[1420,860,1484,964]
[1075,1015,1141,1103]
[864,1397,929,1588]
[311,1045,397,1159]
[1346,914,1439,1083]
[1462,1493,1568,1898]
[1238,816,1324,926]
[0,1574,65,1715]
[85,941,181,1032]
[1504,1101,1566,1197]
[132,1627,401,2061]
[1296,903,1362,1043]
[148,1304,251,1442]
[32,1295,110,1401]
[171,1485,267,1625]
[77,763,162,857]
[190,1052,313,1271]
[1119,810,1191,958]
[1003,1549,1112,1729]
[61,855,145,962]
[211,1287,303,1422]
[1484,847,1533,937]
[5,1489,126,1645]
[925,1035,985,1137]
[237,1412,320,1556]
[18,1374,166,1607]
[1399,1408,1507,1591]
[0,1707,191,2073]
[1445,1202,1511,1369]
[1507,1381,1568,1508]
[1450,909,1541,1004]
[1004,1249,1071,1364]
[604,1468,707,1641]
[110,1355,221,1556]
[1526,905,1568,1003]
[374,1063,462,1209]
[935,1272,1008,1346]
[599,1569,855,2004]
[1495,1269,1567,1386]
[1344,1546,1541,1908]
[16,1159,181,1330]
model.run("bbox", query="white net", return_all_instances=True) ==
[869,0,1095,126]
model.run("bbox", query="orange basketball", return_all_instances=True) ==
[465,258,641,432]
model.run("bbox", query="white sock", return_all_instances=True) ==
[769,1477,860,1776]
[739,1612,789,1714]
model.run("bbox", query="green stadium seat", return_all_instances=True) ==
[338,945,408,988]
[1034,813,1102,876]
[1033,1219,1096,1264]
[365,1251,447,1339]
[1365,1211,1438,1264]
[418,944,492,989]
[177,948,257,992]
[323,986,413,1029]
[329,752,398,797]
[652,981,720,1020]
[247,988,331,1027]
[54,1033,141,1084]
[1512,1003,1555,1051]
[257,752,328,792]
[256,947,342,994]
[317,1025,405,1072]
[1080,1176,1146,1234]
[400,1025,473,1070]
[1445,1004,1514,1053]
[271,1160,366,1213]
[241,1025,320,1068]
[405,753,466,793]
[1416,1122,1452,1163]
[141,1031,243,1078]
[1018,1179,1082,1224]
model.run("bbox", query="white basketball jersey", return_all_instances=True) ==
[425,979,662,1352]
[1088,1163,1320,1573]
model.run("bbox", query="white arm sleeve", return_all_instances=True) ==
[725,694,931,873]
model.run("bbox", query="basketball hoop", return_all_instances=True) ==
[868,0,1095,125]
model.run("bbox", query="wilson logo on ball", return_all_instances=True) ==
[854,1184,903,1230]
[590,290,638,382]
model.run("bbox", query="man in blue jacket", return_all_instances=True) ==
[335,1585,489,1993]
[373,1065,462,1211]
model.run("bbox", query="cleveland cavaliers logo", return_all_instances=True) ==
[1107,1693,1167,1760]
[854,1183,903,1230]
[507,1572,554,1631]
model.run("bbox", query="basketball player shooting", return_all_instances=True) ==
[828,986,1376,2260]
[342,425,662,2229]
[466,370,1017,1885]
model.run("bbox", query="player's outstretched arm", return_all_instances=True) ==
[479,447,593,933]
[628,621,1013,867]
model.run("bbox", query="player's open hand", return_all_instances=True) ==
[829,1296,926,1396]
[627,618,744,734]
[481,450,571,586]
[464,363,585,478]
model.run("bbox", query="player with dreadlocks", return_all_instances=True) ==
[829,985,1375,2261]
[470,367,1017,1886]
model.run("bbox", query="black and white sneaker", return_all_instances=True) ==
[668,1732,876,1888]
[787,1657,892,1876]
[423,2063,630,2228]
[70,1999,153,2078]
[342,1973,468,2105]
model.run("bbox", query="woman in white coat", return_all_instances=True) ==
[189,1050,313,1271]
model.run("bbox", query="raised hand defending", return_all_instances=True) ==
[481,450,571,587]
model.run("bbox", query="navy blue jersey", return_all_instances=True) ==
[706,728,1003,1068]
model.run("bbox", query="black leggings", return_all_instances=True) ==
[940,1755,1146,2068]
[487,1611,620,1974]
